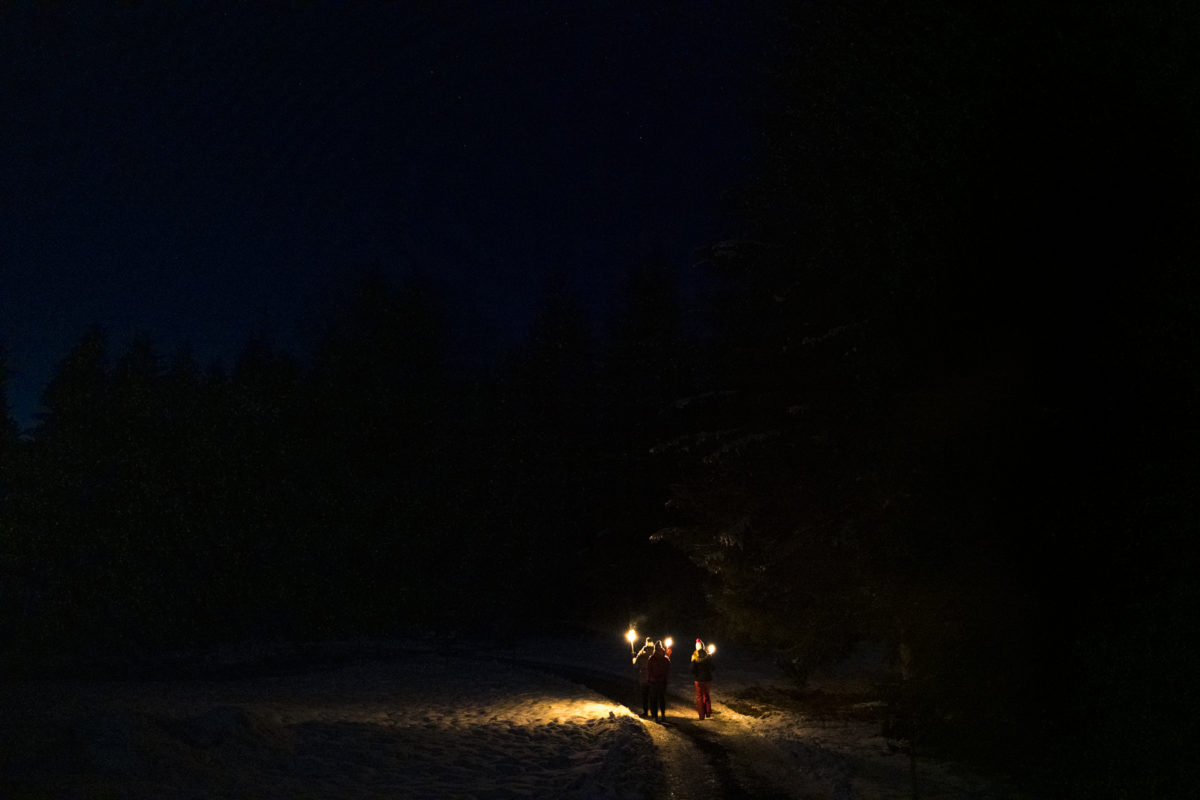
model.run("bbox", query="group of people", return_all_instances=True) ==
[631,637,714,721]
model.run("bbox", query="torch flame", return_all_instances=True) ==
[664,637,673,650]
[707,643,716,655]
[626,628,638,644]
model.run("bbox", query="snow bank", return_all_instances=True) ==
[0,652,661,799]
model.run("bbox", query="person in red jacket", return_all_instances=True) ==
[647,639,671,721]
[691,639,714,719]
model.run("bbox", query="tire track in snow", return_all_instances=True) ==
[499,657,783,800]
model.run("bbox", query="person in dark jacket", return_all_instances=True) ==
[647,639,671,721]
[691,639,714,719]
[631,637,654,717]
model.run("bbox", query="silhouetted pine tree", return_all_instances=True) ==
[305,271,467,630]
[215,333,313,638]
[0,342,16,445]
[13,325,123,655]
[658,2,1200,794]
[653,0,1062,765]
[595,253,708,625]
[0,343,24,671]
[489,274,601,618]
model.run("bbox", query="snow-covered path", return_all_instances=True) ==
[0,635,1037,799]
[493,656,732,799]
[492,635,1035,800]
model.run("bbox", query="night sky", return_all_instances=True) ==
[2,2,765,430]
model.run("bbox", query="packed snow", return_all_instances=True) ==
[0,634,1036,799]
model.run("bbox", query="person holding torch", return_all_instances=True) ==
[691,639,715,719]
[647,640,671,721]
[631,635,654,717]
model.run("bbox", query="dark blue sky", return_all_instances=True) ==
[2,2,768,430]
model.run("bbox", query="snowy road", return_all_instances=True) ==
[493,637,1036,800]
[500,655,872,800]
[497,657,735,799]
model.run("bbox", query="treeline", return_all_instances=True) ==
[0,267,703,666]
